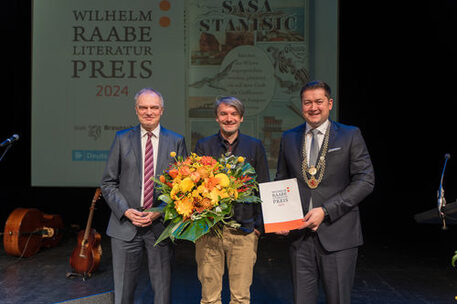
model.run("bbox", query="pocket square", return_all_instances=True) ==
[328,147,341,153]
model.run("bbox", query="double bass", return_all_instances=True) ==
[3,208,64,257]
[69,188,102,278]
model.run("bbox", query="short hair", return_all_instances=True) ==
[214,96,245,117]
[134,88,164,107]
[300,80,332,99]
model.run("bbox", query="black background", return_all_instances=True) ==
[0,1,456,252]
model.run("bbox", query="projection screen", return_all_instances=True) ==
[31,0,338,186]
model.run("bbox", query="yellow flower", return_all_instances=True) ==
[170,184,180,200]
[175,197,193,218]
[192,189,201,198]
[219,189,229,199]
[215,173,230,187]
[228,188,239,199]
[208,188,230,204]
[209,189,221,205]
[180,177,195,193]
[237,156,245,163]
[170,151,177,158]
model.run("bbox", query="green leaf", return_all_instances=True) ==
[176,219,212,242]
[235,196,262,203]
[452,251,457,267]
[158,194,173,205]
[154,219,180,246]
[144,206,164,213]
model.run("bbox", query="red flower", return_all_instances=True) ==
[200,156,217,166]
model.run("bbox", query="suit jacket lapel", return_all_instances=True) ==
[296,123,306,176]
[328,120,339,148]
[130,124,142,178]
[156,126,170,177]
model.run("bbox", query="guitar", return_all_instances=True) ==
[69,188,102,278]
[3,208,64,257]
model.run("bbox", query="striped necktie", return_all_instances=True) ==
[143,132,154,210]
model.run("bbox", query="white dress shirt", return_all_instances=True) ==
[305,120,329,166]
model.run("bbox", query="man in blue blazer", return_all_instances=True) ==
[101,88,187,304]
[275,81,374,304]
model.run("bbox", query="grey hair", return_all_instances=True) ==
[214,96,245,117]
[134,88,164,107]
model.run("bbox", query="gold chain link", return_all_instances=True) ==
[301,122,331,189]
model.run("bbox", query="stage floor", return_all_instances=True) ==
[1,228,457,304]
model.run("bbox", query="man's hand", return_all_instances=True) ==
[300,207,325,231]
[254,228,261,237]
[275,230,290,236]
[124,208,160,227]
[144,211,161,223]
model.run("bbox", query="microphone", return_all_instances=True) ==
[0,134,19,147]
[437,153,451,230]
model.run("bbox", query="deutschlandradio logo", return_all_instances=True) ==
[272,187,290,206]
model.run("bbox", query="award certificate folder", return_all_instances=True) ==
[259,178,304,233]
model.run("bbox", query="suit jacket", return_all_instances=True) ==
[100,124,187,242]
[275,121,374,252]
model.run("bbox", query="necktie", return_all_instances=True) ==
[143,132,154,210]
[309,129,319,167]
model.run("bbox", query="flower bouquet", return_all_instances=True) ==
[150,152,261,244]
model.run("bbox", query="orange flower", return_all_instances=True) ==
[190,171,201,183]
[194,198,213,213]
[159,175,166,183]
[197,167,210,179]
[168,169,179,179]
[179,166,191,177]
[200,156,217,166]
[183,157,193,165]
[206,177,219,190]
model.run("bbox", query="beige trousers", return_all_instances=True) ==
[195,225,259,304]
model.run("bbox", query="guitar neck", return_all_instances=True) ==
[82,204,95,241]
[82,188,101,242]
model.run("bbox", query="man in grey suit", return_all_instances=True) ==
[101,88,187,304]
[275,80,374,304]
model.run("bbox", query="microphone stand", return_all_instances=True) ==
[437,153,450,230]
[0,144,13,163]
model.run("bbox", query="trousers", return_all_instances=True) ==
[195,225,258,304]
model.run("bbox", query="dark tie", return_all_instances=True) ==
[143,132,154,210]
[309,129,319,167]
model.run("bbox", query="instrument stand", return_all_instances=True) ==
[66,271,92,281]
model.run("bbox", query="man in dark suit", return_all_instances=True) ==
[275,81,374,304]
[101,88,187,304]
